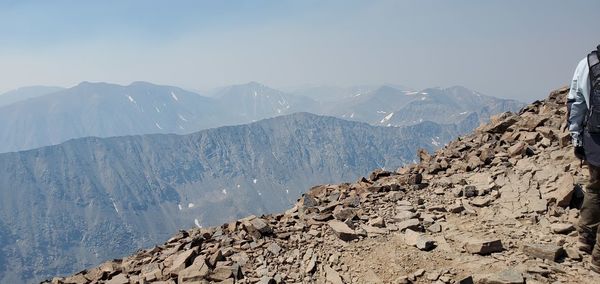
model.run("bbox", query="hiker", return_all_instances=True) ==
[568,45,600,272]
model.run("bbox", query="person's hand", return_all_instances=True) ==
[575,146,586,160]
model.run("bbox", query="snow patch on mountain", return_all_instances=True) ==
[380,112,394,123]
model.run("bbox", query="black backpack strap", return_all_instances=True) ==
[590,51,600,68]
[586,51,600,125]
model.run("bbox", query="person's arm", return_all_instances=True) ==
[567,59,588,146]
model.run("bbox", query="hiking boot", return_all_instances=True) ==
[592,254,600,274]
[578,236,595,254]
[577,226,596,254]
[579,239,594,254]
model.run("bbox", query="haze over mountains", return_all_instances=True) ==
[0,81,523,153]
[0,112,468,283]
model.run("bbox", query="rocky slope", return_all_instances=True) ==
[0,112,469,284]
[47,87,600,284]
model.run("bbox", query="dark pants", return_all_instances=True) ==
[578,164,600,264]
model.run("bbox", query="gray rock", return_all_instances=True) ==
[207,250,225,268]
[404,229,435,251]
[325,266,344,284]
[302,195,319,208]
[522,243,565,262]
[464,185,478,198]
[508,142,527,157]
[396,205,416,212]
[329,220,360,241]
[395,275,410,284]
[464,239,503,254]
[361,225,388,235]
[397,219,421,232]
[207,266,234,282]
[452,187,464,197]
[257,277,277,284]
[250,218,273,235]
[267,242,282,255]
[177,261,210,284]
[416,238,436,251]
[483,113,519,134]
[549,174,575,207]
[412,268,426,277]
[106,274,129,284]
[566,247,582,261]
[448,204,465,213]
[478,268,524,284]
[368,216,385,228]
[167,248,197,275]
[550,223,575,234]
[427,223,442,233]
[305,255,317,274]
[404,229,421,246]
[369,169,393,182]
[470,196,492,207]
[394,211,418,222]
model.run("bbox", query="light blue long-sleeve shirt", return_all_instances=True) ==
[568,57,591,146]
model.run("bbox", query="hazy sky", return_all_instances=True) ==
[0,0,598,101]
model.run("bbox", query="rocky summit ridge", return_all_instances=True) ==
[47,87,597,284]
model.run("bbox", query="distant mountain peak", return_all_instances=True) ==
[245,81,265,87]
[218,82,284,98]
[75,81,111,87]
[230,81,270,91]
[373,85,401,93]
[129,81,160,87]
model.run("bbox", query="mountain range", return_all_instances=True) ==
[0,81,523,153]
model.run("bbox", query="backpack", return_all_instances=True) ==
[582,45,600,166]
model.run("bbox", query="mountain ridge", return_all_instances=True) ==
[0,112,469,284]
